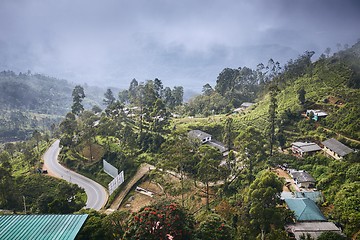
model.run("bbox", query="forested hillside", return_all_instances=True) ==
[173,41,360,238]
[180,41,360,141]
[1,41,359,239]
[57,42,359,239]
[0,71,72,113]
[0,71,104,142]
[232,41,360,141]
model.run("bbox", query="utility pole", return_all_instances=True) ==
[23,196,27,214]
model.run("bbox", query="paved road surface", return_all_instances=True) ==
[43,140,108,210]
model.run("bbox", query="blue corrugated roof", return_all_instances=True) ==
[285,198,326,221]
[0,214,88,240]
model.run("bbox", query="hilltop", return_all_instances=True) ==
[231,41,360,142]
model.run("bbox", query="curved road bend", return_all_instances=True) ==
[43,140,108,210]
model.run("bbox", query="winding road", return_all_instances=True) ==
[43,140,108,210]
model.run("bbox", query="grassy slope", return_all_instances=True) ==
[171,43,360,148]
[230,52,360,143]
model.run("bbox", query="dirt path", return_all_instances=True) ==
[274,168,300,192]
[107,163,155,212]
[352,229,360,240]
[322,127,360,145]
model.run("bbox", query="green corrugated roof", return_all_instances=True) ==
[285,198,326,221]
[0,214,88,240]
[295,191,324,204]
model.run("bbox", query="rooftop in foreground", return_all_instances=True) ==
[0,214,88,240]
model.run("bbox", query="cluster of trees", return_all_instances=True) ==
[76,202,196,240]
[183,66,267,116]
[57,79,183,185]
[118,78,183,110]
[17,175,85,214]
[76,170,294,240]
[182,45,331,117]
[182,54,307,116]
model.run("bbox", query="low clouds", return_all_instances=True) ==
[0,0,359,91]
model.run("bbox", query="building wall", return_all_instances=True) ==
[292,146,303,156]
[292,146,319,158]
[295,180,316,189]
[323,147,342,160]
[202,136,211,143]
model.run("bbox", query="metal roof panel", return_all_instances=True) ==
[322,138,354,157]
[285,198,326,221]
[0,214,88,240]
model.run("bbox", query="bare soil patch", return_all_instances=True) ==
[118,172,211,214]
[119,180,162,212]
[274,168,299,192]
[81,143,105,162]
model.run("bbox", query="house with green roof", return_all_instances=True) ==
[284,197,344,239]
[284,198,326,222]
[0,214,88,240]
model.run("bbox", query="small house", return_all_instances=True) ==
[240,102,254,109]
[290,170,316,189]
[284,195,343,239]
[291,142,322,157]
[233,102,254,113]
[188,130,212,143]
[322,138,354,160]
[306,110,328,121]
[92,120,100,127]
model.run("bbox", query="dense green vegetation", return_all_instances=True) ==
[60,41,360,239]
[228,43,360,141]
[1,41,359,239]
[57,78,182,188]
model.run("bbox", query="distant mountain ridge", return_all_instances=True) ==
[0,71,104,114]
[0,71,104,142]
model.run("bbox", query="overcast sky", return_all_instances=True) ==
[1,0,359,92]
